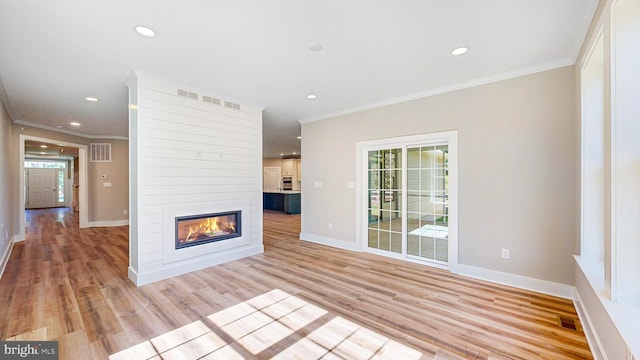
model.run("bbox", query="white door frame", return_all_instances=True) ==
[17,135,88,241]
[355,130,458,273]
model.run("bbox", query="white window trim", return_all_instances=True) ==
[355,130,458,273]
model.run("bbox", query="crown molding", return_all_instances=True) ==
[299,57,575,125]
[13,119,128,140]
[570,0,601,64]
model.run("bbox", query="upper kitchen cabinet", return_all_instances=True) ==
[281,159,294,176]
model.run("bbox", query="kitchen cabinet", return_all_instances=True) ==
[295,159,301,179]
[284,193,301,214]
[281,159,294,176]
[263,192,300,214]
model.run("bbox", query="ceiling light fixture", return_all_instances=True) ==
[280,153,284,156]
[451,47,469,56]
[308,42,323,52]
[306,94,317,100]
[135,26,156,37]
[69,122,81,126]
[85,96,99,102]
[297,136,302,139]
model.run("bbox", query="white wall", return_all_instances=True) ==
[301,66,577,288]
[128,72,264,285]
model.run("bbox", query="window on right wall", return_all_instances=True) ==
[580,0,640,307]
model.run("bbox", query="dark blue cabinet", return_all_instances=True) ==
[263,192,300,214]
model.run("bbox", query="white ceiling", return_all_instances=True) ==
[0,1,597,158]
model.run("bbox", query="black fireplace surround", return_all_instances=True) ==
[175,210,241,249]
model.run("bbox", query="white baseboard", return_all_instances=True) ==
[88,220,129,227]
[299,233,361,252]
[456,264,574,299]
[573,288,606,360]
[130,245,264,286]
[128,266,139,285]
[0,238,15,279]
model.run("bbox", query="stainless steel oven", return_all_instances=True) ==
[282,176,293,190]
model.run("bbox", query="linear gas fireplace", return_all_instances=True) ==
[175,210,241,249]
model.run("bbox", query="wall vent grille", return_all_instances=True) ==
[90,143,112,162]
[177,89,199,100]
[203,96,221,105]
[224,101,241,110]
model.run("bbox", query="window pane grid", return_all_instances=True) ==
[367,144,448,263]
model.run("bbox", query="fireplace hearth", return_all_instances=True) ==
[175,210,241,249]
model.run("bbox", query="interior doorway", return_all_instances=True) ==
[17,135,88,241]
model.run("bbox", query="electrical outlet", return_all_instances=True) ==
[123,209,128,215]
[501,248,510,259]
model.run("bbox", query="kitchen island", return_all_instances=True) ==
[263,191,301,214]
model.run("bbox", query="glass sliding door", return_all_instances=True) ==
[361,133,455,269]
[367,148,403,254]
[406,145,449,264]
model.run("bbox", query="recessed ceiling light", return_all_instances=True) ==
[451,47,469,56]
[280,153,284,156]
[40,145,47,148]
[309,43,323,52]
[69,122,81,126]
[135,26,156,37]
[293,152,297,155]
[306,94,317,100]
[85,97,99,102]
[297,136,302,139]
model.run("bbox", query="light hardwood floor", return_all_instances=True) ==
[0,208,592,359]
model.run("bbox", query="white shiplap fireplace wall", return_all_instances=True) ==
[127,72,264,286]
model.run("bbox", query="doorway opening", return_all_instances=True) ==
[17,135,88,241]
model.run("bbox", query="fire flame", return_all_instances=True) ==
[184,216,235,243]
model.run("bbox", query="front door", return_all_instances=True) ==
[27,168,57,209]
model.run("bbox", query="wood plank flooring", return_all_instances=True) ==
[0,208,592,359]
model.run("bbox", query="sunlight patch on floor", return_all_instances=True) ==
[109,289,422,359]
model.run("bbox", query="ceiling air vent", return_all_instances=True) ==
[90,143,112,162]
[177,89,199,100]
[224,101,241,110]
[203,96,221,105]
